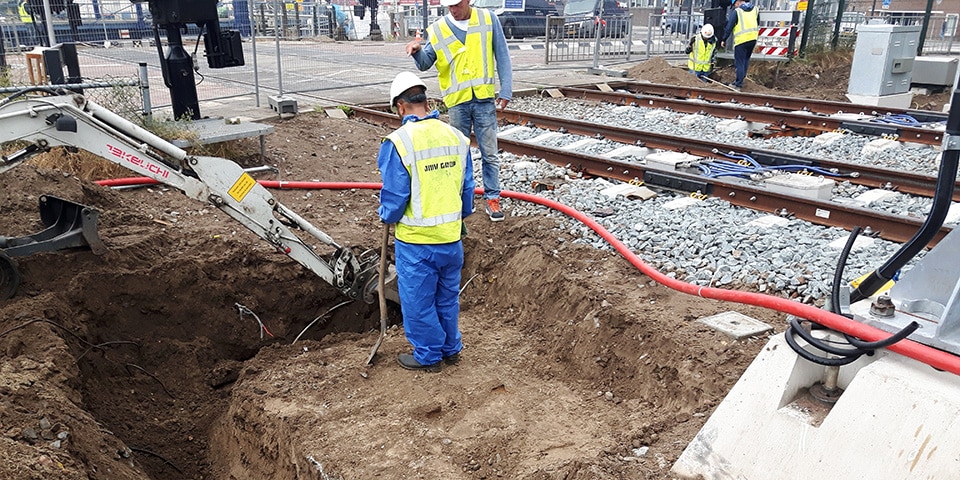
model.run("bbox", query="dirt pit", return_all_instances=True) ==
[0,64,952,479]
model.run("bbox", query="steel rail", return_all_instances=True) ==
[531,86,945,146]
[595,80,949,123]
[496,108,960,202]
[351,105,949,247]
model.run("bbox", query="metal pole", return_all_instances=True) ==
[139,62,152,117]
[592,1,604,69]
[798,0,815,57]
[12,17,21,54]
[250,0,261,107]
[274,0,283,95]
[916,0,935,56]
[41,0,56,46]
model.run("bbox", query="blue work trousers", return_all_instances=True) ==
[395,239,464,365]
[448,99,501,200]
[733,40,756,88]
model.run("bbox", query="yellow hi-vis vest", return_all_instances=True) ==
[733,7,759,45]
[687,36,715,72]
[428,8,496,109]
[19,1,33,23]
[386,118,470,244]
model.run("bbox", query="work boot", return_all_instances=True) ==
[397,353,441,372]
[443,353,460,365]
[485,198,505,222]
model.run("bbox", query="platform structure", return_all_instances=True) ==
[672,333,960,479]
[170,117,275,159]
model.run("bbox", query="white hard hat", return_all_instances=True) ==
[390,72,427,107]
[440,0,463,6]
[701,23,714,38]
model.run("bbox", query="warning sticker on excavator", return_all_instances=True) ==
[228,173,257,202]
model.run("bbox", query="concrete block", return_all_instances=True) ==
[662,196,700,211]
[763,173,835,201]
[528,131,562,144]
[560,138,602,151]
[862,138,901,156]
[853,188,898,206]
[827,234,875,251]
[497,125,528,138]
[599,183,656,200]
[646,151,701,170]
[673,334,960,479]
[845,91,914,109]
[745,215,790,229]
[678,114,709,127]
[715,118,750,133]
[600,145,651,160]
[812,131,846,146]
[697,311,772,339]
[644,109,672,120]
[268,95,298,115]
[946,202,960,225]
[324,108,347,119]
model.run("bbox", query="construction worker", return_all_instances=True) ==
[686,23,717,82]
[18,0,33,23]
[720,0,758,92]
[378,72,475,373]
[403,0,512,222]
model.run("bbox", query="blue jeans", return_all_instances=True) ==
[448,99,501,200]
[733,40,756,88]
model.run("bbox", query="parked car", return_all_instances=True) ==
[660,12,704,36]
[560,0,629,38]
[472,0,558,39]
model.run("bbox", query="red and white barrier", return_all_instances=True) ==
[755,25,799,56]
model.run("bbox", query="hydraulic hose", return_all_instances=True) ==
[94,177,960,376]
[850,88,960,304]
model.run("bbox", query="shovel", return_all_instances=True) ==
[365,223,390,365]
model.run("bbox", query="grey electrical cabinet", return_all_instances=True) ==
[847,24,921,97]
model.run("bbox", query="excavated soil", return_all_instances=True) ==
[0,59,952,479]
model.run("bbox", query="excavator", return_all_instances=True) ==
[0,91,393,308]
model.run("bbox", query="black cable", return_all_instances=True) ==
[851,87,960,303]
[784,319,863,367]
[830,225,861,318]
[788,317,870,358]
[843,321,920,350]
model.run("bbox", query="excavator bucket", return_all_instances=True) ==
[0,194,107,258]
[0,252,18,299]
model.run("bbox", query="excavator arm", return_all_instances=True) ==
[0,93,388,303]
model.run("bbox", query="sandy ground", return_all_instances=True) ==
[0,57,952,480]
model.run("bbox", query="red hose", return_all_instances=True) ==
[95,177,960,375]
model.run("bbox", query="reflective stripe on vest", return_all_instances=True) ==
[733,8,759,45]
[428,9,496,108]
[687,36,715,72]
[386,119,469,244]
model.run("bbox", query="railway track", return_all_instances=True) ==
[350,104,951,247]
[533,84,946,146]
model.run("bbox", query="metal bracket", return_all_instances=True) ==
[945,133,960,152]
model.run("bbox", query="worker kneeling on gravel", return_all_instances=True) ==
[686,23,717,82]
[377,72,476,372]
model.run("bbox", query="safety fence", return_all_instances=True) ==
[1,1,956,120]
[544,14,633,64]
[802,0,958,55]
